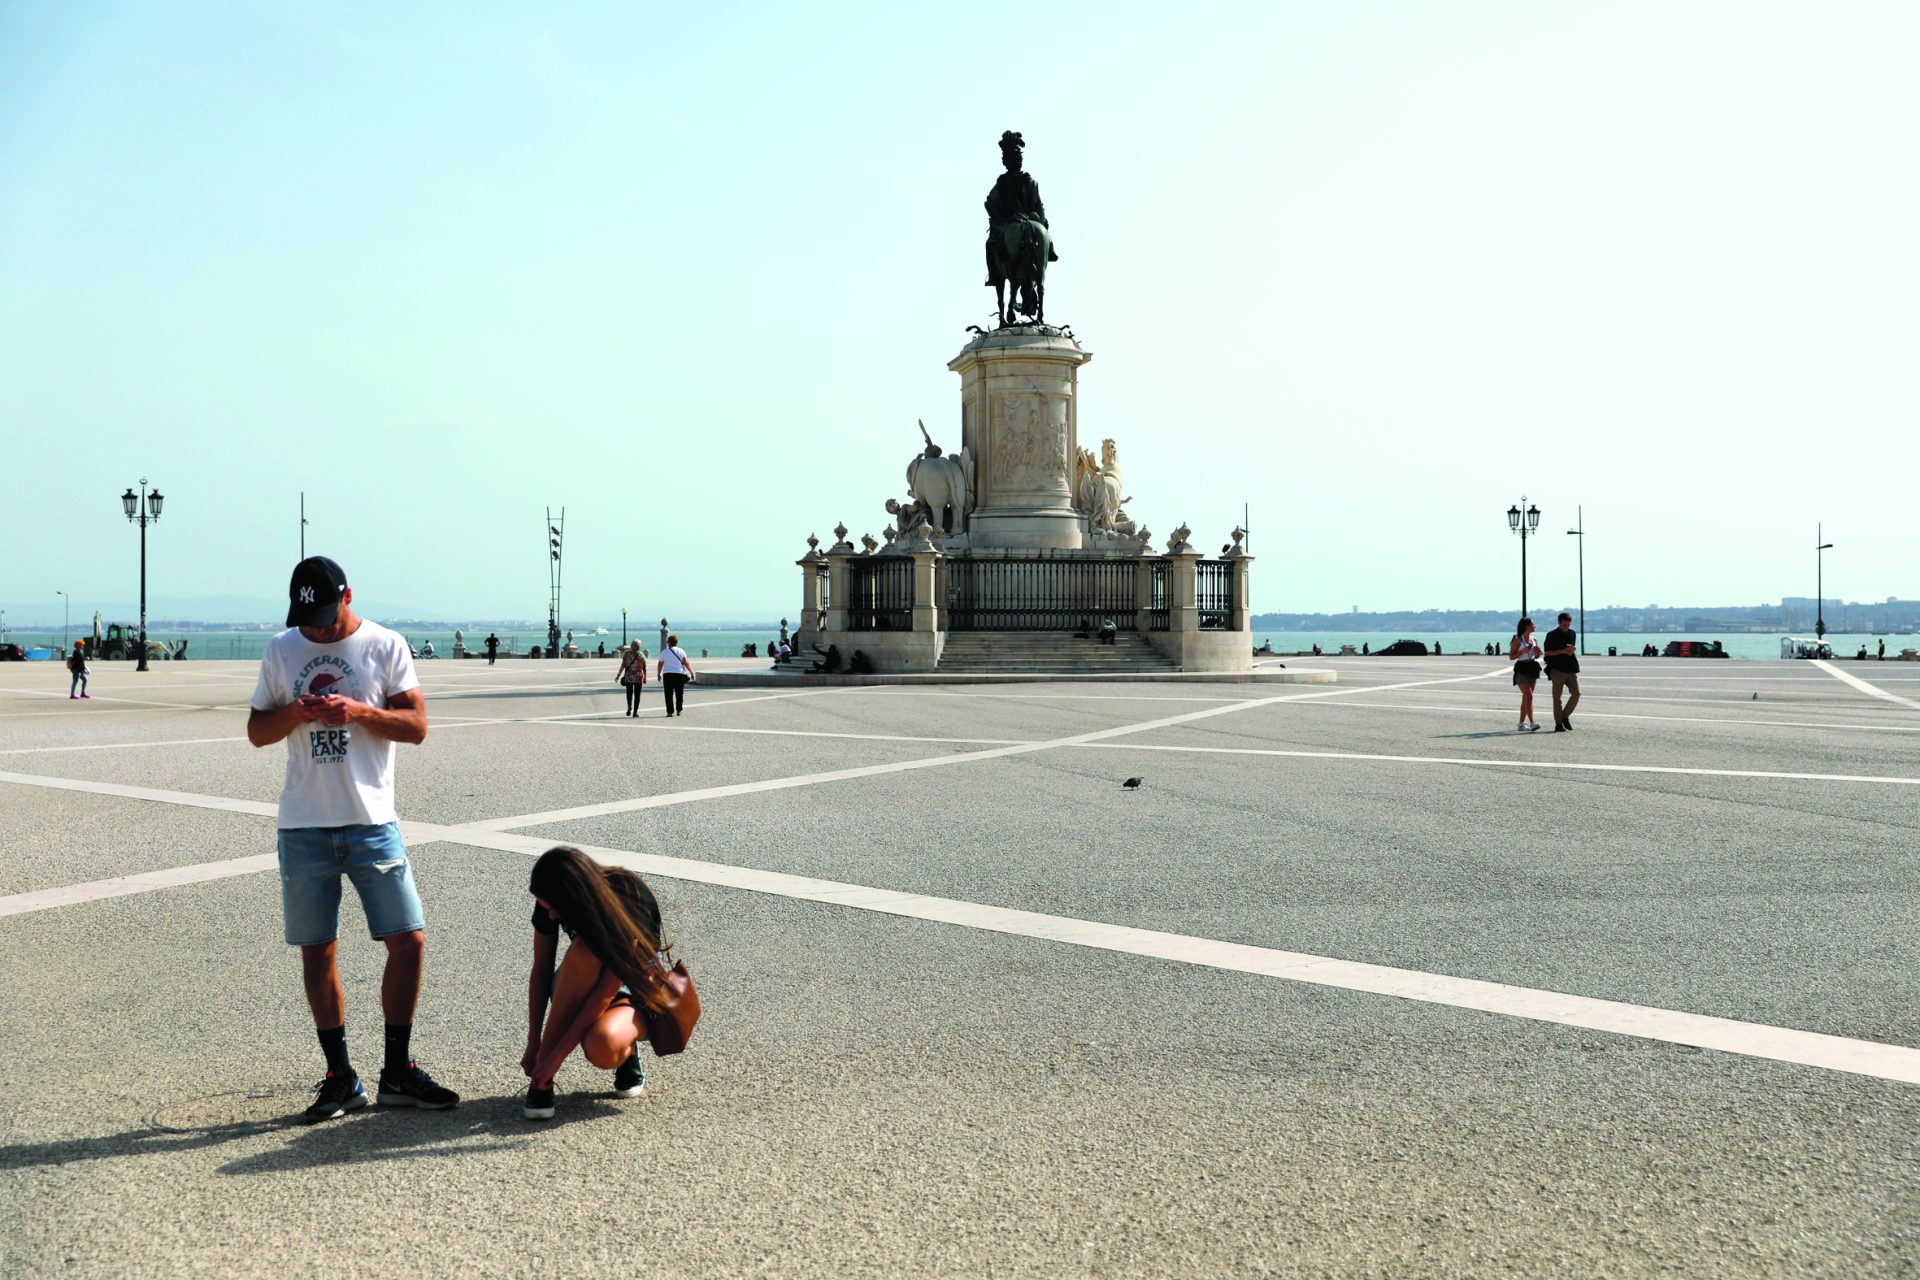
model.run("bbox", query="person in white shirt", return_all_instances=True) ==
[247,556,459,1123]
[656,633,695,717]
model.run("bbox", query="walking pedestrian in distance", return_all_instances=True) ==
[67,640,91,699]
[247,556,458,1123]
[1509,616,1543,732]
[1544,611,1581,731]
[520,845,674,1120]
[657,634,695,717]
[616,642,647,717]
[484,632,500,665]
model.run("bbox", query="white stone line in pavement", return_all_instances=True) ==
[0,735,249,757]
[469,668,1509,832]
[1382,686,1910,713]
[0,687,215,711]
[1300,698,1920,736]
[0,854,281,915]
[532,717,1026,747]
[1079,741,1920,786]
[445,829,1920,1087]
[3,769,1915,1087]
[0,770,280,820]
[1812,659,1920,711]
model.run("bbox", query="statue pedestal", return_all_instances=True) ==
[949,327,1091,550]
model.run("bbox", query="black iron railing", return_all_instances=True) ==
[948,558,1139,631]
[1146,561,1170,631]
[1197,560,1235,631]
[847,557,913,631]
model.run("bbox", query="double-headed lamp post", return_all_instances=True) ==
[120,479,165,673]
[1506,498,1541,618]
[1816,523,1834,639]
[56,589,69,654]
[1566,506,1586,655]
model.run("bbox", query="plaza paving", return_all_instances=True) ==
[1,653,1917,1277]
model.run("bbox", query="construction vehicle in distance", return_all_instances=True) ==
[92,621,171,662]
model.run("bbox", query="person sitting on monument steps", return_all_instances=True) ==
[808,643,843,674]
[520,845,673,1120]
[1097,617,1118,646]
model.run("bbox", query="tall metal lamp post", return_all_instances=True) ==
[1506,498,1541,618]
[56,589,69,654]
[621,607,628,648]
[1816,523,1833,639]
[1566,506,1586,655]
[120,479,164,672]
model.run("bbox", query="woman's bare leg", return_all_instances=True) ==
[533,943,615,1081]
[582,1005,644,1069]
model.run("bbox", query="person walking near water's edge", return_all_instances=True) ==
[1509,617,1543,732]
[616,642,646,717]
[247,556,459,1123]
[1544,611,1581,731]
[657,634,694,717]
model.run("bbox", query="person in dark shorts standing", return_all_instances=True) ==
[1543,611,1581,731]
[248,556,459,1123]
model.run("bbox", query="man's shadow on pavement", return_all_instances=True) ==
[0,1091,630,1178]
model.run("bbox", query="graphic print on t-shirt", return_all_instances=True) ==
[296,654,364,764]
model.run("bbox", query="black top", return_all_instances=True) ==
[1543,628,1579,674]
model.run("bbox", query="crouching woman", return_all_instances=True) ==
[521,845,672,1119]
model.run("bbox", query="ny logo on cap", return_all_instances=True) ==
[300,586,315,604]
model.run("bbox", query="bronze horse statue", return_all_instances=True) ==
[984,130,1058,327]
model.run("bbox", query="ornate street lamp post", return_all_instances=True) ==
[621,607,628,648]
[120,479,165,672]
[56,589,69,654]
[1506,498,1541,618]
[1816,523,1834,639]
[1566,506,1586,655]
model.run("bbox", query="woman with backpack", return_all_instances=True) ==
[615,642,647,717]
[521,845,675,1120]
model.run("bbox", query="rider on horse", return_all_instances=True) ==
[984,131,1058,325]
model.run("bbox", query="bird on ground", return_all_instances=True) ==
[1752,692,1759,700]
[1122,776,1144,791]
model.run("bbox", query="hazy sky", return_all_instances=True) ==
[3,2,1914,625]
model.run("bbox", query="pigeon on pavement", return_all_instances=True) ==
[1122,777,1144,791]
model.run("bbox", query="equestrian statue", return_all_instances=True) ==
[984,130,1058,327]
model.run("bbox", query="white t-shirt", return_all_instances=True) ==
[659,646,692,675]
[251,619,420,830]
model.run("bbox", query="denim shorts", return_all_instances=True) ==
[277,822,425,946]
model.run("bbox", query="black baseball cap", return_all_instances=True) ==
[287,556,348,628]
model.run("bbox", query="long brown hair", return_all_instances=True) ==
[530,846,671,1012]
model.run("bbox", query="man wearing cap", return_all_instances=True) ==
[248,556,458,1122]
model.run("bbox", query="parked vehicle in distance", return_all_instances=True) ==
[1663,640,1729,659]
[0,643,26,661]
[1375,639,1430,656]
[1781,636,1833,660]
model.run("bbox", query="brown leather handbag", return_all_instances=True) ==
[643,961,700,1056]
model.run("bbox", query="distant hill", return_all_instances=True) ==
[1253,599,1920,633]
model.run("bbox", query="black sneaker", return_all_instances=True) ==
[376,1061,459,1110]
[1563,716,1574,731]
[304,1071,368,1124]
[523,1084,556,1120]
[612,1050,646,1098]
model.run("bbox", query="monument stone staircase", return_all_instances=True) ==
[934,631,1179,675]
